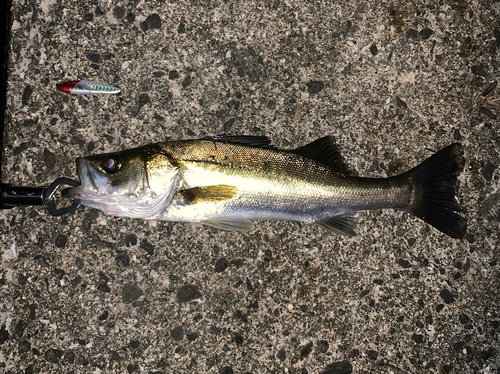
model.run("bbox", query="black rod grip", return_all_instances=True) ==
[0,183,45,208]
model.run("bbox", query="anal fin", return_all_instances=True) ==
[316,215,357,236]
[201,218,254,232]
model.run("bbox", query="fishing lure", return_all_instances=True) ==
[56,80,121,95]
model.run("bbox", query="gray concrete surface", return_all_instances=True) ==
[1,0,499,373]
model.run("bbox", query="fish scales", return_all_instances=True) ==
[163,139,408,218]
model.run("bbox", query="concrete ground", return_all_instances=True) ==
[1,0,499,373]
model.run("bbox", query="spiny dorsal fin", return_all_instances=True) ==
[316,214,357,236]
[292,136,353,175]
[205,135,277,149]
[180,185,239,204]
[201,218,254,232]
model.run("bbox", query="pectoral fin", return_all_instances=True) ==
[316,215,357,236]
[180,185,239,204]
[201,218,254,232]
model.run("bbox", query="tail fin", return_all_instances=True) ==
[404,143,467,239]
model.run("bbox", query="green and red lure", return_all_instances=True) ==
[56,80,121,95]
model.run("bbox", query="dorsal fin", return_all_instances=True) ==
[292,136,352,174]
[205,135,277,149]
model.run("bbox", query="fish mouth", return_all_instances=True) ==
[63,158,92,198]
[62,158,114,206]
[62,158,136,216]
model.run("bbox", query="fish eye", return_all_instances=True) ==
[57,83,63,87]
[103,155,121,173]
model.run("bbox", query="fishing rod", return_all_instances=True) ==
[0,2,81,217]
[0,178,81,216]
